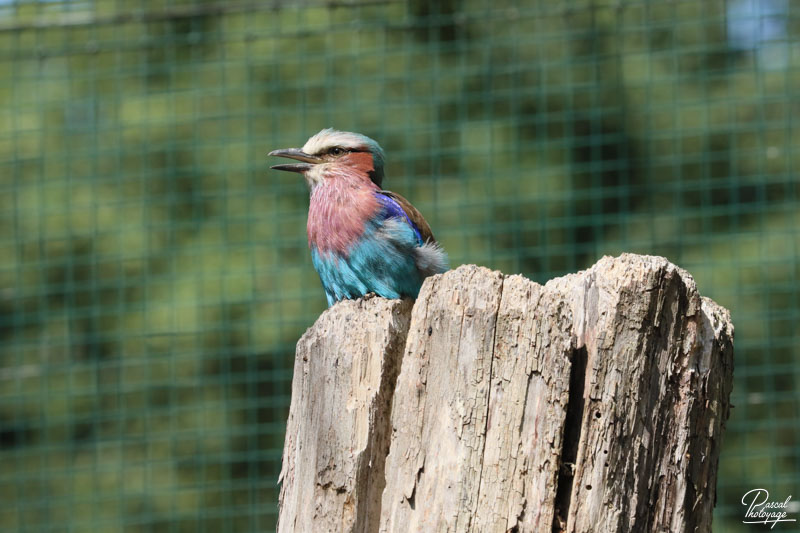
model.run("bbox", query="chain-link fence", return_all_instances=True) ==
[0,1,797,531]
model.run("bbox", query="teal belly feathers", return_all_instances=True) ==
[311,217,431,306]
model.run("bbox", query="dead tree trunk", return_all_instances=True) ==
[278,254,734,533]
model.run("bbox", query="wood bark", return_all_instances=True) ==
[278,297,413,533]
[278,254,734,533]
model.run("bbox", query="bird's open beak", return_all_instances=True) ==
[268,148,322,173]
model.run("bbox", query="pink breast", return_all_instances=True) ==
[307,174,380,256]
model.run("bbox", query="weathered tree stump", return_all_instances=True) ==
[278,254,734,533]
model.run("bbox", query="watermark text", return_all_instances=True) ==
[742,488,796,529]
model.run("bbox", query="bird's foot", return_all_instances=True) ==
[362,292,378,301]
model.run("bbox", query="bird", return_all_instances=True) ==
[269,128,448,306]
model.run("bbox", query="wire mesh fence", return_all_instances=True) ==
[0,0,797,531]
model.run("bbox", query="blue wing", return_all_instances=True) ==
[374,191,425,245]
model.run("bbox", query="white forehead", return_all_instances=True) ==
[302,128,372,155]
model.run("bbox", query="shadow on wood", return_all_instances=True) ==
[278,254,734,533]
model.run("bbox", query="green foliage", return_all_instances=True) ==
[0,1,797,530]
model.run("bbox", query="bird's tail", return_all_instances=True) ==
[415,240,449,277]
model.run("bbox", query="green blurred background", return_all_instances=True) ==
[0,0,797,531]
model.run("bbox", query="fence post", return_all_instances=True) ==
[278,254,734,533]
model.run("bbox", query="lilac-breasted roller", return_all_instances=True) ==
[269,128,448,306]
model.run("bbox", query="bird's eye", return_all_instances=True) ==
[330,147,345,156]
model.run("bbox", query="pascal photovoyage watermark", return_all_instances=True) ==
[741,488,797,529]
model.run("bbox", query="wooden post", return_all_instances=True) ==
[278,254,734,533]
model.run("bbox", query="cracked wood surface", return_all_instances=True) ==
[278,254,734,533]
[277,297,413,533]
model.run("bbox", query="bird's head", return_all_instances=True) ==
[269,128,386,188]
